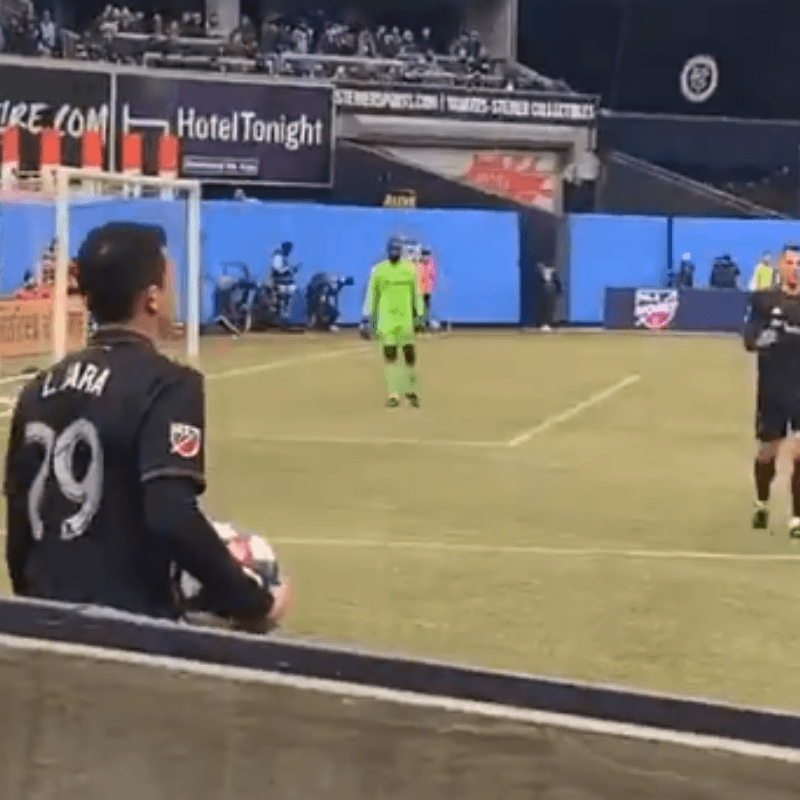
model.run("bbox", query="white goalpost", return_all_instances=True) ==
[49,167,203,364]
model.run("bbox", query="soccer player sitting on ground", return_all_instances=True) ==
[361,236,425,408]
[745,244,800,537]
[4,222,291,632]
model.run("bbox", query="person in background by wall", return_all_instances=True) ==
[709,254,740,289]
[269,241,298,319]
[418,247,436,330]
[750,252,774,291]
[539,263,561,331]
[676,254,695,288]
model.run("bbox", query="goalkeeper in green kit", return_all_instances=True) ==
[361,237,425,407]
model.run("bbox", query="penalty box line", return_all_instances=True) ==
[506,374,641,448]
[0,346,371,425]
[238,373,644,451]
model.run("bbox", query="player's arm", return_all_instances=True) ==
[4,400,33,595]
[411,265,424,325]
[361,265,379,338]
[139,370,289,631]
[362,265,379,319]
[743,292,773,351]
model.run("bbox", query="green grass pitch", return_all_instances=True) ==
[3,330,800,712]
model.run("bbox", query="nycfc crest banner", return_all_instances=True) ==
[634,289,679,329]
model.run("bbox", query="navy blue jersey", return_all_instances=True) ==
[4,327,205,618]
[747,290,800,398]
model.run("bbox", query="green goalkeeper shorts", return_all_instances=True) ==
[378,321,415,347]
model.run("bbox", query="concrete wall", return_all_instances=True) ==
[2,633,800,800]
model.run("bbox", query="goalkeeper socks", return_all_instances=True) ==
[383,363,401,397]
[405,367,419,395]
[754,457,776,503]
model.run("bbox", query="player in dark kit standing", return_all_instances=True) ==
[745,245,800,537]
[4,222,291,630]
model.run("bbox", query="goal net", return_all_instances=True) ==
[0,167,201,383]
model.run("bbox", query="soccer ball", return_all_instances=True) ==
[429,320,441,332]
[178,521,281,613]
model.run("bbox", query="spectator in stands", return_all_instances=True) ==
[357,26,375,57]
[39,10,56,53]
[2,2,569,97]
[291,23,310,54]
[238,15,257,48]
[468,30,482,60]
[420,27,432,53]
[260,19,280,54]
[400,29,417,55]
[450,31,470,60]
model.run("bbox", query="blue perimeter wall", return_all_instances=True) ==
[568,213,800,324]
[0,201,521,326]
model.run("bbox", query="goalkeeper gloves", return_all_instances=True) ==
[414,317,425,333]
[359,317,372,340]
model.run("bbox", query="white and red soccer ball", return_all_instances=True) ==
[178,521,281,612]
[213,521,280,589]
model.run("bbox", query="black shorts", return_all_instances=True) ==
[756,386,800,441]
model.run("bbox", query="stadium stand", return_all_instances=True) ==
[0,1,566,93]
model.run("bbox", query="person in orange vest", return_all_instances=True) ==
[417,247,437,330]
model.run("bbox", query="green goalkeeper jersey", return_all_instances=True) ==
[363,259,424,325]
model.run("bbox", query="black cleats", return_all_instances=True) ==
[752,506,769,530]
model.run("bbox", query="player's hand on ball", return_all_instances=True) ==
[756,328,778,349]
[180,522,290,634]
[232,578,293,634]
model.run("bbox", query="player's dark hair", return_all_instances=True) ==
[77,222,167,323]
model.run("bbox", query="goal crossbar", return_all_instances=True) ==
[52,167,202,363]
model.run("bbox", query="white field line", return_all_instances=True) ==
[0,633,799,763]
[0,373,33,386]
[0,526,792,563]
[0,347,369,427]
[506,374,642,448]
[268,536,800,563]
[206,345,369,381]
[233,434,503,449]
